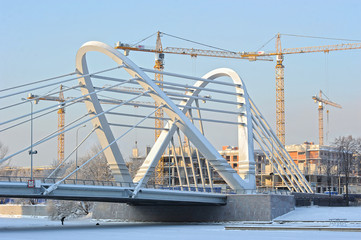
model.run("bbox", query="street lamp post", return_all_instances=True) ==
[22,98,37,181]
[30,99,34,181]
[75,125,86,184]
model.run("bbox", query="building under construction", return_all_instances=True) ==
[219,142,361,194]
[130,145,225,192]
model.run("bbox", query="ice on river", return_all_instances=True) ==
[0,206,361,240]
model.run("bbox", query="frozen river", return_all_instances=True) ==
[1,206,361,240]
[1,217,361,240]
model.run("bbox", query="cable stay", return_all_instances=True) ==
[0,90,151,164]
[43,104,163,195]
[0,65,124,99]
[0,71,77,93]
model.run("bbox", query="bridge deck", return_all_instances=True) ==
[0,182,227,206]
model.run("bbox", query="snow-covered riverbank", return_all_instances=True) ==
[0,206,360,240]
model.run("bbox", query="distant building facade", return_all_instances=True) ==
[219,142,361,193]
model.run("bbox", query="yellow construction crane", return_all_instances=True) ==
[27,85,65,164]
[154,32,165,184]
[275,34,285,146]
[116,32,167,184]
[154,32,165,141]
[268,34,360,145]
[115,32,361,146]
[58,86,65,163]
[312,90,342,146]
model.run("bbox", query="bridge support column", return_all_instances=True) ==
[93,194,294,222]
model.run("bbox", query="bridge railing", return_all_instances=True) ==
[0,176,292,195]
[0,176,230,194]
[0,176,133,187]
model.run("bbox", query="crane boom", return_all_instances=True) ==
[162,47,270,61]
[115,43,272,61]
[274,42,361,55]
[312,96,342,109]
[116,40,361,60]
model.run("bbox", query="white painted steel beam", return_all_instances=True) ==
[76,44,134,184]
[134,68,256,192]
[75,41,254,192]
[0,182,226,205]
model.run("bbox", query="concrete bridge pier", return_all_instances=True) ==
[93,194,295,222]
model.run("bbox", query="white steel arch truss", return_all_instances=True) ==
[75,41,256,193]
[0,41,313,196]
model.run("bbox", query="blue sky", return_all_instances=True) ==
[1,0,360,166]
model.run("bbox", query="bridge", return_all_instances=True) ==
[0,41,312,208]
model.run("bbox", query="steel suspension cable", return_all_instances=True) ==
[36,113,90,145]
[252,134,293,192]
[0,71,77,93]
[0,65,124,99]
[0,100,82,133]
[0,78,134,127]
[0,84,80,111]
[176,129,191,189]
[170,138,183,191]
[249,96,312,193]
[256,35,276,52]
[130,32,158,47]
[161,32,236,53]
[46,127,97,179]
[281,33,361,42]
[43,104,163,195]
[137,68,238,87]
[0,90,151,164]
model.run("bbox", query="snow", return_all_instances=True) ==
[0,206,361,240]
[275,206,361,221]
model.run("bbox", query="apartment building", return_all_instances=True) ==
[219,142,360,193]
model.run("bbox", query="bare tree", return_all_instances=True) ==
[0,141,10,168]
[47,200,92,220]
[48,144,114,219]
[0,141,8,159]
[75,145,113,182]
[0,141,13,179]
[334,136,361,205]
[320,156,337,193]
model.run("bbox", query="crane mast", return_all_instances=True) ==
[57,85,65,164]
[275,33,285,145]
[154,32,165,185]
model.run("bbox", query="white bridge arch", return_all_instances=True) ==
[75,41,256,192]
